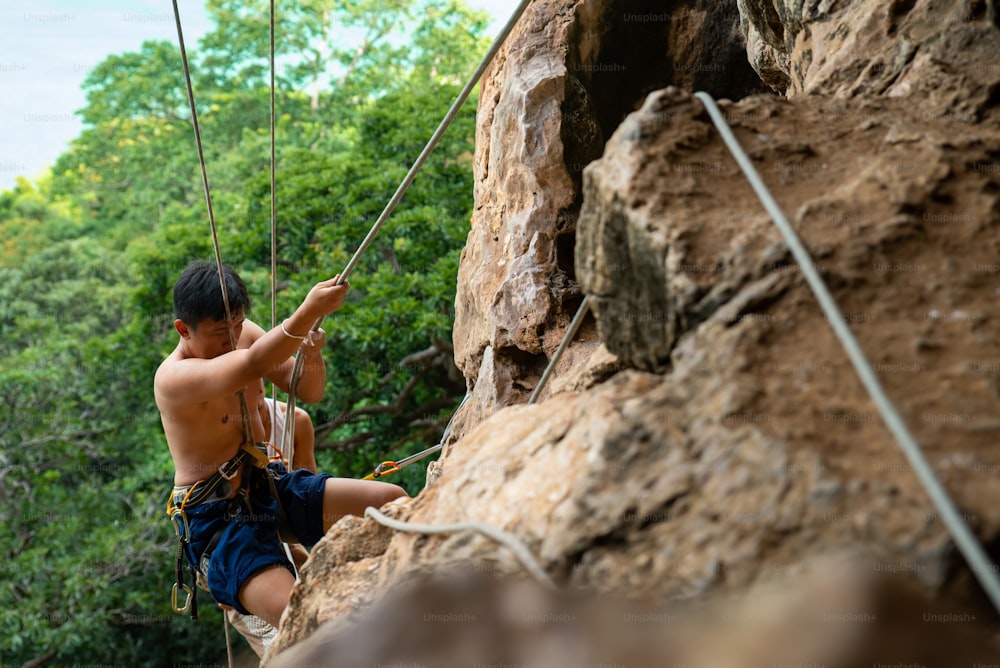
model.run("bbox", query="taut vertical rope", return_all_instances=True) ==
[269,0,277,336]
[170,0,255,445]
[268,0,283,464]
[223,611,234,668]
[268,0,299,581]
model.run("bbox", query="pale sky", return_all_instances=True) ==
[0,0,518,192]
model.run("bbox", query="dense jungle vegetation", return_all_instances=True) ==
[1,0,488,662]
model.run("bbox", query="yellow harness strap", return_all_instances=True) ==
[240,441,271,469]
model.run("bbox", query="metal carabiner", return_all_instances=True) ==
[171,582,194,614]
[372,461,400,479]
[170,510,190,543]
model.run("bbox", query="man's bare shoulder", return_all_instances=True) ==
[154,347,203,403]
[156,345,191,376]
[156,345,180,377]
[155,348,180,397]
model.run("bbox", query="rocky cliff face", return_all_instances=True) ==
[264,1,1000,664]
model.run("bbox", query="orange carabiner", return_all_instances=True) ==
[363,460,400,481]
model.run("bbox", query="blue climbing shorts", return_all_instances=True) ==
[181,463,332,614]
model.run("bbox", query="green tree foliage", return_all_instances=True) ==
[1,0,488,663]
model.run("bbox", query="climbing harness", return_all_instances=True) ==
[693,91,1000,614]
[166,442,272,618]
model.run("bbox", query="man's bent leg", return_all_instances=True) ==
[322,478,407,532]
[238,564,295,628]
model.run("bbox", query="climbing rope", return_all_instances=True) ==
[269,0,281,457]
[223,612,234,668]
[282,0,537,453]
[170,6,261,650]
[265,0,302,587]
[693,90,1000,614]
[170,0,255,446]
[170,4,297,661]
[528,295,591,405]
[269,0,277,339]
[364,506,554,589]
[363,391,471,480]
[364,292,591,481]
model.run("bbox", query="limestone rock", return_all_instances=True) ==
[451,0,767,436]
[265,0,1000,664]
[451,0,581,430]
[578,86,1000,378]
[575,88,1000,595]
[739,0,1000,121]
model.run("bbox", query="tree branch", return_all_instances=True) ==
[23,651,57,668]
[402,396,459,425]
[314,394,457,454]
[383,421,445,454]
[380,343,442,385]
[333,23,393,91]
[313,341,462,450]
[315,374,421,441]
[314,430,376,452]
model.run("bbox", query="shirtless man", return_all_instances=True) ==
[155,261,406,627]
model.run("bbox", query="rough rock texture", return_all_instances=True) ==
[578,87,1000,378]
[450,0,768,437]
[574,87,1000,588]
[265,0,1000,664]
[740,0,1000,119]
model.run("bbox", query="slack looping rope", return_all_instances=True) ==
[365,506,554,589]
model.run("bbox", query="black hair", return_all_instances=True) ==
[172,261,252,328]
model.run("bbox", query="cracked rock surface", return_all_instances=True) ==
[265,1,1000,663]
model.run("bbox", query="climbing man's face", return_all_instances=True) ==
[176,310,245,359]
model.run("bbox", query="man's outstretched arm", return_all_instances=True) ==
[156,277,348,405]
[247,321,328,404]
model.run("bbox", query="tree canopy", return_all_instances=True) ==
[1,0,488,663]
